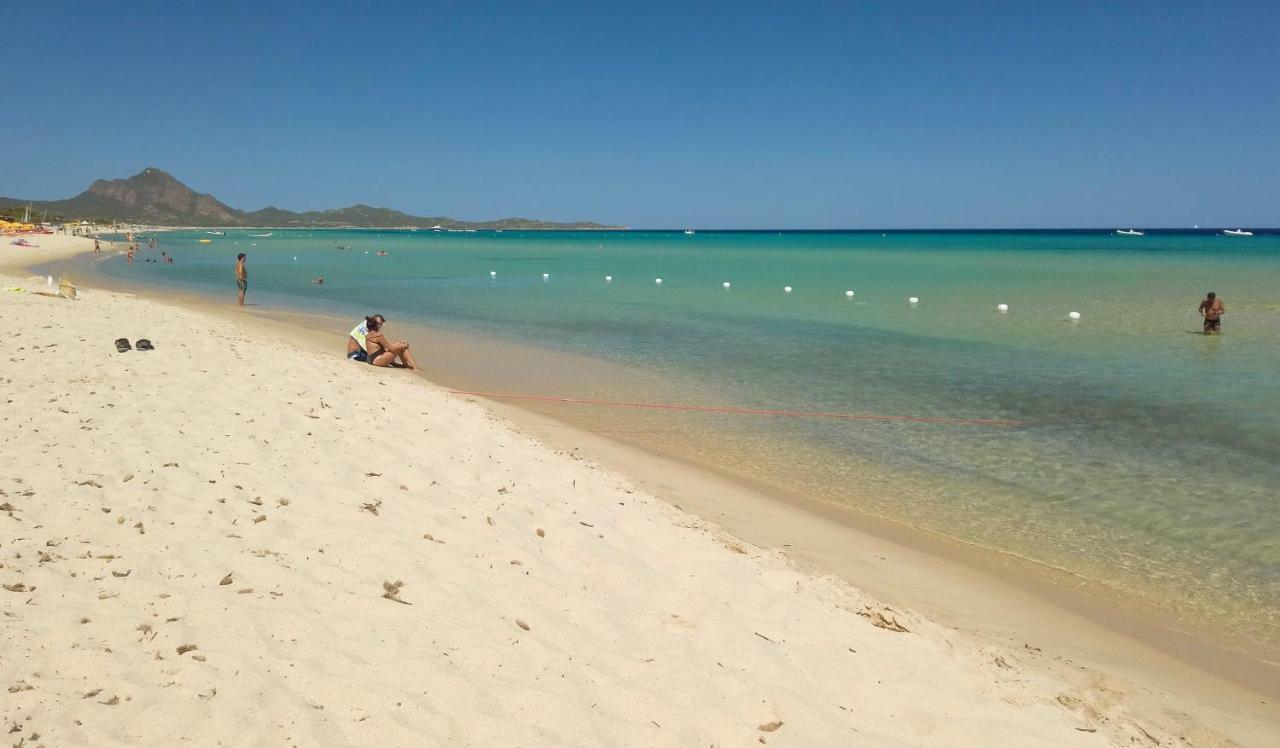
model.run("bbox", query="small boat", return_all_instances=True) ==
[1223,229,1253,236]
[684,229,695,235]
[1115,229,1144,236]
[206,231,225,236]
[197,239,212,244]
[431,225,444,231]
[249,232,273,238]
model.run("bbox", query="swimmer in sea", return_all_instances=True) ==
[1198,291,1225,335]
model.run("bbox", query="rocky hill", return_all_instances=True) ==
[0,168,617,229]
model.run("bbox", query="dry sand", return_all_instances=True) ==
[1,235,1275,746]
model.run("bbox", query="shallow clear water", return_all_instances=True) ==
[82,228,1280,658]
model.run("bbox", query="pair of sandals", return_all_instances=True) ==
[115,338,155,353]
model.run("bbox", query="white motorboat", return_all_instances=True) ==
[206,230,225,236]
[431,225,444,231]
[684,229,695,235]
[1115,229,1144,236]
[249,232,273,238]
[1223,229,1253,236]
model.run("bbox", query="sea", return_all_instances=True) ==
[68,228,1280,662]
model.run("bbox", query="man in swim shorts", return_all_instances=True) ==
[235,253,247,306]
[347,314,385,362]
[1198,291,1224,334]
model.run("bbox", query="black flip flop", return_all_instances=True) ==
[135,339,155,351]
[115,338,132,353]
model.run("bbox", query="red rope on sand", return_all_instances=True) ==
[446,390,1025,426]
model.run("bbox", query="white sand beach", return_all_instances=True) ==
[1,235,1276,746]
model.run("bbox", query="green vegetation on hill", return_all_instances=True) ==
[0,168,620,229]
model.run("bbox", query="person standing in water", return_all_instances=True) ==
[235,253,248,306]
[1198,291,1225,334]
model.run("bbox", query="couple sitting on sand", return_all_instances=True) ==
[347,315,419,369]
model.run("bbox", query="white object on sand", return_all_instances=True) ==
[997,303,1009,312]
[1069,311,1082,320]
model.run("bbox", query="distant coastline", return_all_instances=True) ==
[0,167,622,230]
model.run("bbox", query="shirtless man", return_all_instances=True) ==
[1198,291,1225,335]
[235,253,247,306]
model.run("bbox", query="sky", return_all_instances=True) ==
[5,0,1279,228]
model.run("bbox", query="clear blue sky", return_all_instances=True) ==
[7,0,1278,227]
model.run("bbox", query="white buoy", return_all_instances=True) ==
[784,286,792,293]
[1068,311,1082,320]
[908,296,919,304]
[605,275,613,282]
[845,290,855,298]
[489,270,497,278]
[997,303,1009,312]
[722,281,731,289]
[542,273,550,280]
[655,278,663,285]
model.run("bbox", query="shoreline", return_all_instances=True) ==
[8,235,1279,743]
[32,239,1280,681]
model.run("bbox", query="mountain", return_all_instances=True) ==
[0,168,619,229]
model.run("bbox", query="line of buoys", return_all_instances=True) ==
[476,274,1080,323]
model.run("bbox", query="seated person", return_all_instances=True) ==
[347,314,384,362]
[364,316,419,370]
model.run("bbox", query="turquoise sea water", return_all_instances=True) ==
[79,229,1280,658]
